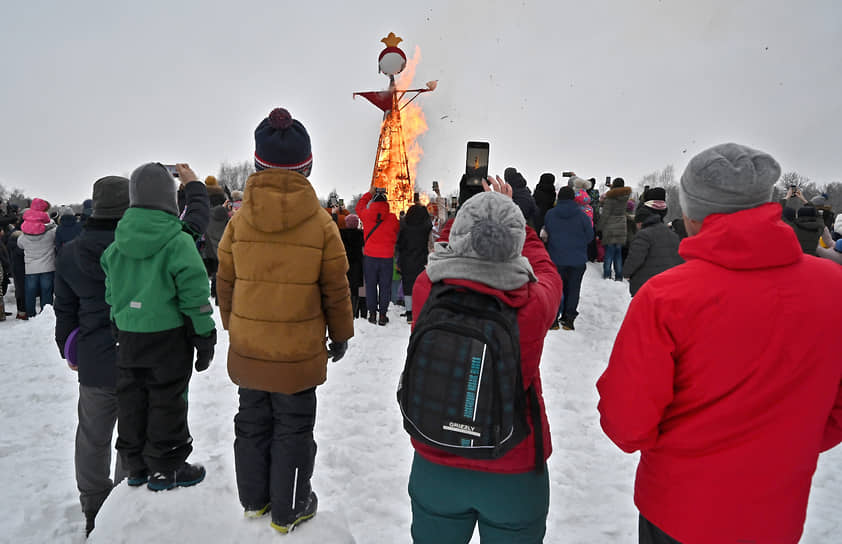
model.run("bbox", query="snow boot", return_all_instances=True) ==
[127,468,149,487]
[406,311,412,324]
[270,492,318,534]
[378,312,389,326]
[561,317,575,331]
[147,462,206,491]
[550,318,560,330]
[244,503,271,519]
[368,311,377,324]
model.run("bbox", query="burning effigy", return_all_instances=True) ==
[354,33,437,216]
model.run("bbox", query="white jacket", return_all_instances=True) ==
[18,224,57,274]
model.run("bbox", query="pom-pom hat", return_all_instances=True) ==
[254,108,313,174]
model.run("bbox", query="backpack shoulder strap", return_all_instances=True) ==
[365,213,384,242]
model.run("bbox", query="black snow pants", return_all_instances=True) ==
[115,327,194,473]
[234,387,317,525]
[639,514,683,544]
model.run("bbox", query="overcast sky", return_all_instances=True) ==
[1,0,839,205]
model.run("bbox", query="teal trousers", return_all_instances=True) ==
[408,452,549,543]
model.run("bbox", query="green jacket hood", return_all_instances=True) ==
[113,208,184,259]
[240,169,322,233]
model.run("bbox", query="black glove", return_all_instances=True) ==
[327,341,347,363]
[192,329,217,372]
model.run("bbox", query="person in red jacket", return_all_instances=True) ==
[355,187,399,325]
[408,176,562,543]
[597,143,842,544]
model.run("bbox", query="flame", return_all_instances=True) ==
[397,46,428,195]
[418,192,430,206]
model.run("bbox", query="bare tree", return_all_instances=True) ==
[217,161,255,191]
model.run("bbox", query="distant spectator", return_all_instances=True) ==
[789,205,823,255]
[623,193,684,296]
[504,167,538,228]
[543,186,593,330]
[532,173,556,235]
[7,226,27,318]
[340,214,365,318]
[18,198,57,317]
[355,187,400,325]
[396,203,432,324]
[598,178,632,280]
[81,199,93,225]
[55,206,83,253]
[816,229,842,266]
[203,177,229,304]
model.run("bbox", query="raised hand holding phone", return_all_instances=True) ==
[482,175,512,199]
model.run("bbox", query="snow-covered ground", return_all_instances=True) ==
[1,265,840,543]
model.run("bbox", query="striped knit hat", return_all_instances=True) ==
[254,108,312,174]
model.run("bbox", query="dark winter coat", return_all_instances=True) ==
[532,175,556,234]
[55,214,83,253]
[623,216,684,296]
[355,191,400,259]
[396,204,432,294]
[543,200,594,267]
[506,171,538,227]
[201,205,229,263]
[598,203,842,544]
[598,187,632,245]
[340,227,364,291]
[177,181,211,239]
[789,214,823,256]
[7,230,25,283]
[54,218,120,388]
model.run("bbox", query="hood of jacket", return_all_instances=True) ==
[59,214,79,227]
[794,215,822,233]
[604,186,632,200]
[404,204,430,226]
[73,218,119,281]
[239,169,322,233]
[210,204,230,223]
[30,198,49,212]
[113,207,183,259]
[680,203,802,270]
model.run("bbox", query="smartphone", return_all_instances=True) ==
[451,196,458,208]
[163,164,179,178]
[605,176,612,186]
[413,192,420,203]
[338,198,344,207]
[562,171,575,178]
[465,141,489,186]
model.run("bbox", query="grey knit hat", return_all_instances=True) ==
[91,176,130,219]
[450,191,526,262]
[426,191,536,290]
[679,143,780,221]
[59,206,75,217]
[129,163,178,216]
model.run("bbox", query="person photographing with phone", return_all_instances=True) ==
[355,185,400,325]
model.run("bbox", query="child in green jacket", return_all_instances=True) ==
[101,162,216,491]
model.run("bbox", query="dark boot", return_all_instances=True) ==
[147,462,206,491]
[406,311,412,324]
[368,310,377,324]
[561,316,575,331]
[378,312,389,326]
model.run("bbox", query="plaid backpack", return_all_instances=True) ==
[397,283,543,469]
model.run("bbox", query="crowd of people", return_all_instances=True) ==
[2,110,842,543]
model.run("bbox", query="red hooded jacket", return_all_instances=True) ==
[597,203,842,544]
[410,227,562,473]
[355,191,399,259]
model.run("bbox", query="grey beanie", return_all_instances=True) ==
[92,176,130,219]
[59,206,75,217]
[129,163,178,215]
[679,143,781,221]
[449,191,526,262]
